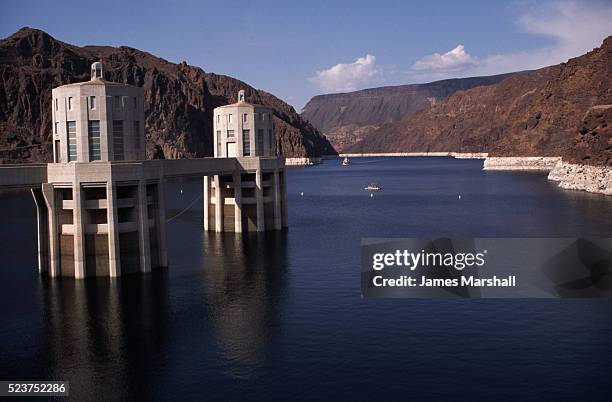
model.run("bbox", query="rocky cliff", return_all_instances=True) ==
[301,73,515,151]
[0,28,336,163]
[345,37,612,167]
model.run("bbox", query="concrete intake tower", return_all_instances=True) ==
[19,63,288,278]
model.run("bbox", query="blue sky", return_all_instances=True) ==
[1,0,610,109]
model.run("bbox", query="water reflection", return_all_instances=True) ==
[200,231,289,378]
[38,272,171,400]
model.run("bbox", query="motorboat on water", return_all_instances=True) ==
[342,157,351,166]
[364,183,382,191]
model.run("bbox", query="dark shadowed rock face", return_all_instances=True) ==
[345,37,612,167]
[571,106,612,166]
[301,73,516,151]
[0,27,336,163]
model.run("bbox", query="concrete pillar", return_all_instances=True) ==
[42,183,59,277]
[203,176,210,230]
[73,182,86,278]
[255,168,265,232]
[31,188,49,274]
[137,180,151,272]
[281,170,288,228]
[273,171,282,230]
[214,175,223,233]
[157,180,168,267]
[233,171,243,233]
[106,181,121,277]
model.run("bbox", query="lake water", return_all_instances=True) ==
[1,157,611,401]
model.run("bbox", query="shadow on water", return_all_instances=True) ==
[37,271,171,400]
[30,230,290,399]
[200,231,289,379]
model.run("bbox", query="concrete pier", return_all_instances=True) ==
[202,159,287,233]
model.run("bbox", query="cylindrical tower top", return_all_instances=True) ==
[91,62,104,81]
[238,90,245,102]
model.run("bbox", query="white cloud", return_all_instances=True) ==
[412,44,475,72]
[409,0,612,81]
[309,54,382,93]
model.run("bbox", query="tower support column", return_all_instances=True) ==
[255,167,265,232]
[106,181,121,277]
[281,170,288,228]
[214,175,223,232]
[31,188,49,274]
[42,183,59,277]
[73,182,86,278]
[273,170,282,230]
[137,180,151,272]
[203,176,210,230]
[233,171,243,233]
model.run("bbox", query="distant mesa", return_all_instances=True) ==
[301,73,518,152]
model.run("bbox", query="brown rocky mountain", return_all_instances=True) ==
[0,27,336,163]
[345,37,612,167]
[301,73,515,151]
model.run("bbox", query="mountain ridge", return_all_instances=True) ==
[344,36,611,167]
[301,72,519,151]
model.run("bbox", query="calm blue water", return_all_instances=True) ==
[1,157,611,401]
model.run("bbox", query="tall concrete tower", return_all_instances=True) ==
[204,90,287,232]
[38,62,167,278]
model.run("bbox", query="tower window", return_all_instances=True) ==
[257,129,264,156]
[133,97,137,109]
[114,96,120,109]
[54,99,58,111]
[54,140,61,163]
[228,114,233,123]
[227,130,235,138]
[90,96,96,109]
[68,97,73,110]
[242,129,250,156]
[54,122,59,134]
[133,121,140,152]
[67,121,77,162]
[88,120,101,161]
[113,120,124,160]
[243,113,248,122]
[217,131,222,155]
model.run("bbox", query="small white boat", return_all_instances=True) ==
[364,183,381,191]
[342,157,351,166]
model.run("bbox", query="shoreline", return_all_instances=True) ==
[338,152,489,159]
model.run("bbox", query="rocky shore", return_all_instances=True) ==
[483,157,561,171]
[483,156,611,195]
[548,161,611,195]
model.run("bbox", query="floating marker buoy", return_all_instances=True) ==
[370,193,374,198]
[300,192,304,197]
[458,195,461,199]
